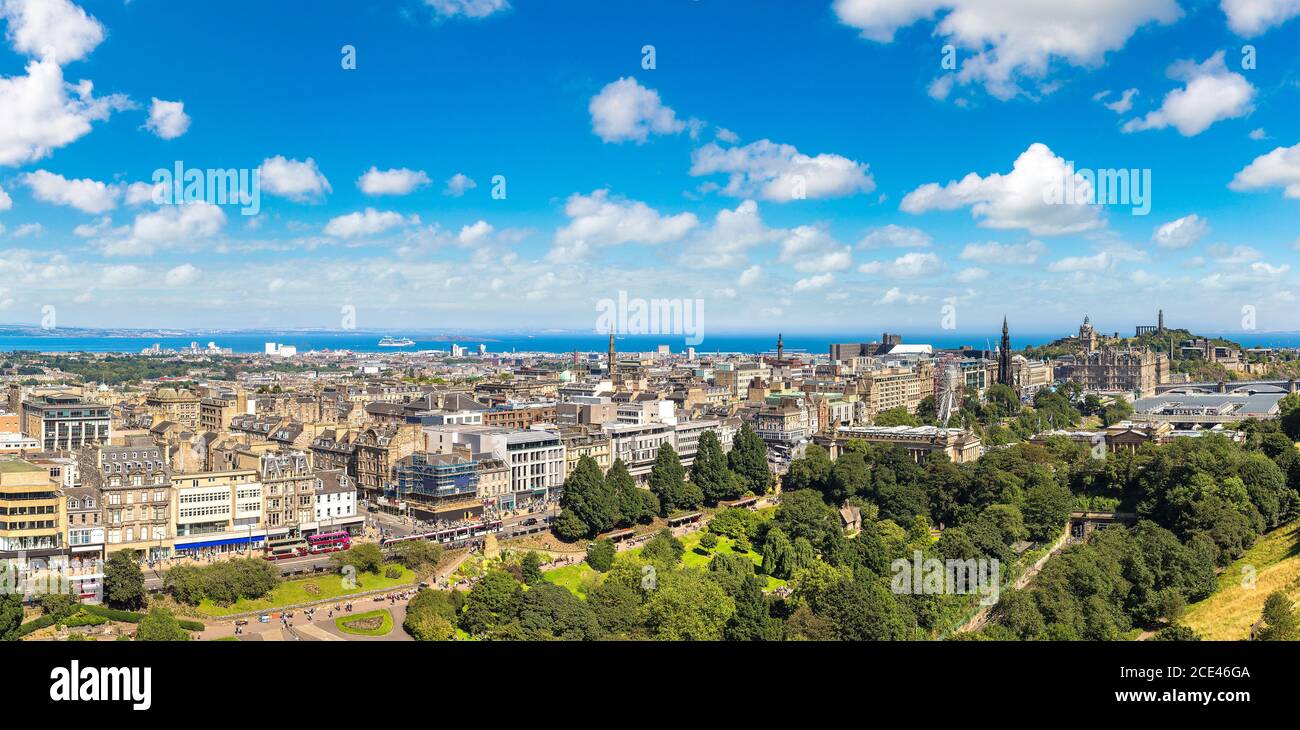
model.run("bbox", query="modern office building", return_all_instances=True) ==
[22,393,111,452]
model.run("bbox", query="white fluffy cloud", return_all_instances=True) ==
[550,189,698,261]
[691,139,874,202]
[0,0,104,64]
[1095,88,1138,114]
[1123,52,1255,136]
[680,200,784,268]
[959,240,1048,264]
[1047,251,1111,272]
[425,0,510,19]
[0,185,10,211]
[589,77,686,144]
[101,264,144,287]
[144,98,190,139]
[458,220,494,245]
[20,169,118,213]
[794,273,835,291]
[443,173,477,197]
[858,224,932,248]
[93,202,226,256]
[258,156,331,202]
[164,263,200,287]
[833,0,1182,100]
[778,226,853,274]
[901,143,1104,235]
[859,251,943,278]
[1152,213,1209,249]
[954,267,988,282]
[738,265,762,287]
[878,286,929,305]
[0,59,131,166]
[357,167,430,196]
[324,208,417,238]
[1222,0,1300,36]
[1229,141,1300,198]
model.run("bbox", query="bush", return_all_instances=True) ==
[63,613,109,628]
[178,619,206,632]
[83,604,145,623]
[384,565,403,580]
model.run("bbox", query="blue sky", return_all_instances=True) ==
[0,0,1298,338]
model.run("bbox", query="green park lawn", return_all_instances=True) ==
[543,562,600,598]
[335,609,394,637]
[195,566,416,617]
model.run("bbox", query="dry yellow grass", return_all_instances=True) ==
[1181,520,1300,641]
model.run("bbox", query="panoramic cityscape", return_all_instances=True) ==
[1,0,1298,711]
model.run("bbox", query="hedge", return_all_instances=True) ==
[83,605,144,623]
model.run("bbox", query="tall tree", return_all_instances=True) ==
[691,430,738,504]
[560,455,617,537]
[104,549,146,610]
[649,443,690,515]
[729,423,773,495]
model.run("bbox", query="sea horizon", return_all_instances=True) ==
[2,329,1298,355]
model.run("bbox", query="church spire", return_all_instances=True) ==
[776,333,784,362]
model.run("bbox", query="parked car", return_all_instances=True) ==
[257,614,270,624]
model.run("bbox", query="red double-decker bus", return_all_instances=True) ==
[307,531,352,554]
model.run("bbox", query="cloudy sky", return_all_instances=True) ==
[0,0,1298,336]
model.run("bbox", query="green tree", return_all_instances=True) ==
[873,407,920,427]
[641,569,736,641]
[520,552,545,585]
[104,550,146,610]
[554,509,587,541]
[331,542,384,574]
[163,564,206,605]
[649,443,691,515]
[729,423,773,495]
[586,538,616,572]
[0,574,22,641]
[517,582,602,640]
[642,528,685,566]
[698,531,719,552]
[405,589,464,640]
[692,430,739,504]
[609,459,656,526]
[1022,476,1073,542]
[460,570,523,635]
[761,526,794,579]
[392,539,443,570]
[1257,591,1297,641]
[725,575,781,641]
[1279,393,1300,440]
[135,607,190,641]
[38,592,79,623]
[560,455,617,537]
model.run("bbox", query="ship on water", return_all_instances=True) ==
[378,336,415,347]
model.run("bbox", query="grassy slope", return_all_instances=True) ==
[1181,519,1300,641]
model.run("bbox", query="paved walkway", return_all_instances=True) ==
[199,550,472,642]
